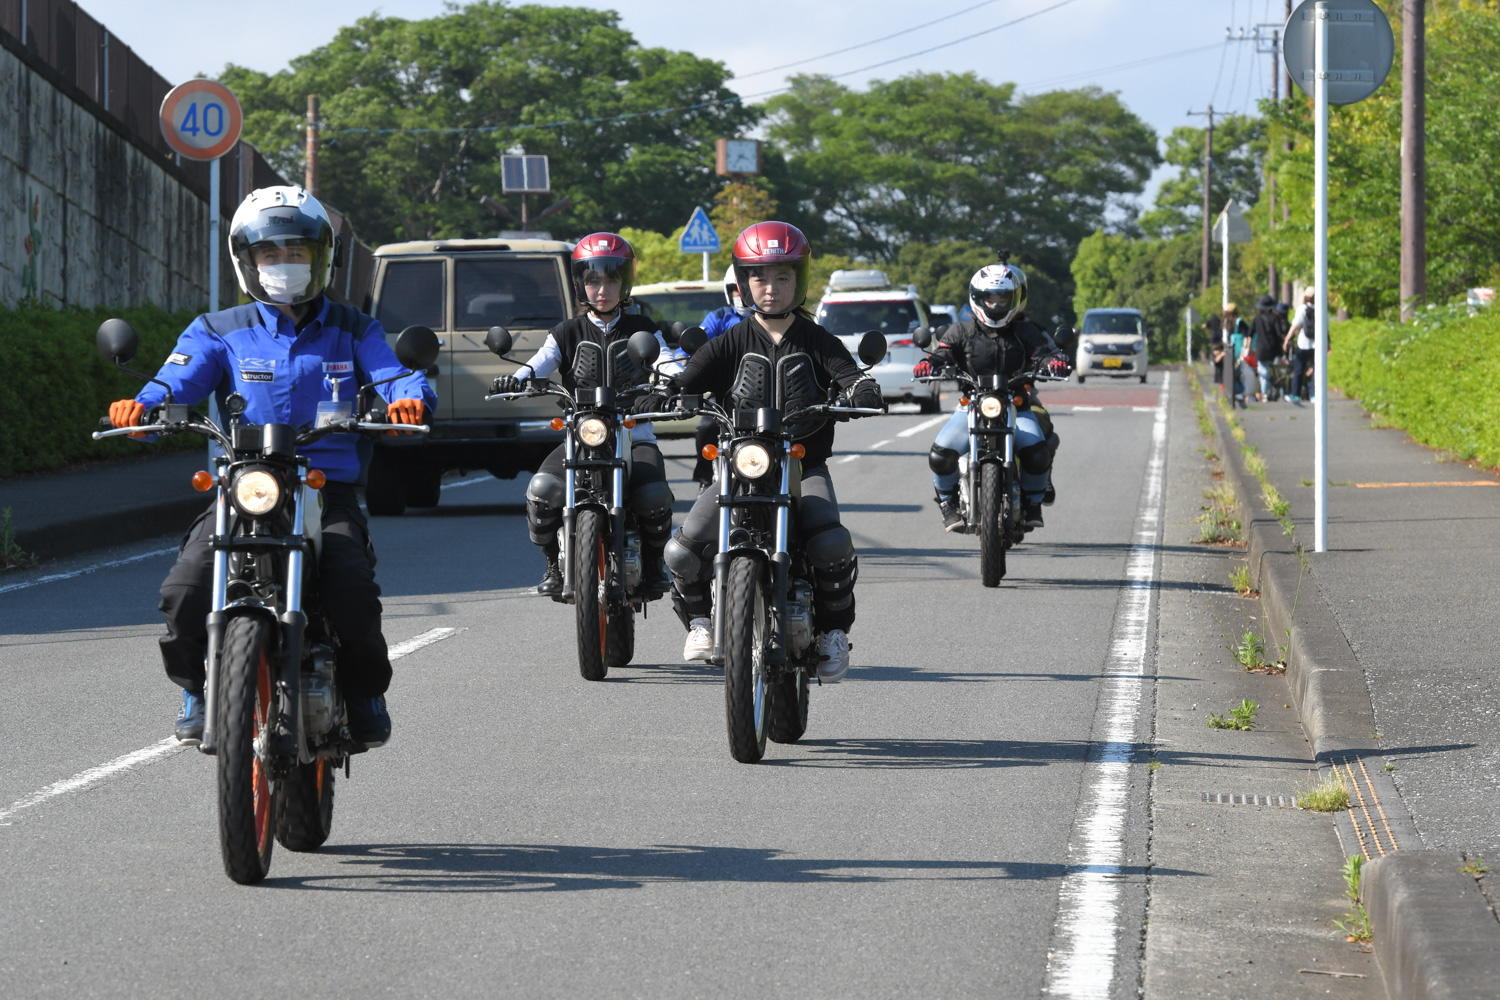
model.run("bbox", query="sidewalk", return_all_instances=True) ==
[1198,367,1500,999]
[4,450,207,562]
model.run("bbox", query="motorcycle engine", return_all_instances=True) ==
[784,579,814,657]
[301,643,339,738]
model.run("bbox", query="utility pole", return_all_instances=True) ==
[1227,23,1286,298]
[1283,0,1294,305]
[305,94,319,196]
[1400,0,1426,321]
[1188,105,1215,290]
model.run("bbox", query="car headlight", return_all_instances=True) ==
[1133,339,1146,353]
[978,395,1005,419]
[576,416,609,448]
[232,469,282,516]
[732,442,772,479]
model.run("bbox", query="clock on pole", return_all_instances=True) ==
[715,138,762,176]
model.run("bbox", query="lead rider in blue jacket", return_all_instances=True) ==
[108,186,435,749]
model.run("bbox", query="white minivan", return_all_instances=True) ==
[1076,308,1148,384]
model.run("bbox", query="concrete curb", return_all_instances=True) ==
[1195,366,1500,998]
[15,494,205,563]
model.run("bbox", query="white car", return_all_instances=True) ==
[1075,307,1148,383]
[817,286,942,413]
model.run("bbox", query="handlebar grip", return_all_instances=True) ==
[97,416,115,431]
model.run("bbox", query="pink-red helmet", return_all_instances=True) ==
[732,221,811,316]
[571,232,636,307]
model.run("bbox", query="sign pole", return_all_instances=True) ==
[702,251,709,282]
[1314,1,1329,552]
[209,159,221,312]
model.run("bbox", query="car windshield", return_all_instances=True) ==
[1083,313,1143,335]
[819,301,920,336]
[633,291,724,327]
[454,258,567,329]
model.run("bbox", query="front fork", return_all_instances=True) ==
[560,426,630,606]
[710,448,791,666]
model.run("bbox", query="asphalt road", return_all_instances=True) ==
[0,373,1379,999]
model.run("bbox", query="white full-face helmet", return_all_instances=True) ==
[722,264,743,309]
[228,186,336,306]
[967,263,1027,328]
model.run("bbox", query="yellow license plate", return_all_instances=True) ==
[1102,357,1123,368]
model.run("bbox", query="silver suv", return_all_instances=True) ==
[365,238,575,514]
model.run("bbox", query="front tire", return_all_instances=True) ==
[768,670,809,744]
[404,464,442,508]
[217,615,279,884]
[918,393,941,415]
[977,461,1006,587]
[574,510,608,681]
[605,604,635,668]
[723,556,770,763]
[1076,375,1087,384]
[277,757,335,852]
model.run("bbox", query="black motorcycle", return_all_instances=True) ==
[678,328,886,763]
[484,326,680,681]
[912,329,1064,587]
[92,318,438,885]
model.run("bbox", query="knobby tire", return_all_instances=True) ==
[723,557,770,763]
[574,510,608,681]
[978,461,1006,587]
[217,615,279,884]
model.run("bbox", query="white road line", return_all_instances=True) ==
[1071,405,1104,412]
[0,546,177,595]
[897,415,949,438]
[444,473,495,489]
[0,626,462,827]
[835,454,861,464]
[1132,406,1157,413]
[1042,371,1170,999]
[869,439,893,450]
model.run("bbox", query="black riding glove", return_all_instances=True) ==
[630,391,672,415]
[490,374,527,394]
[850,380,884,410]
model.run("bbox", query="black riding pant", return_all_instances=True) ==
[158,483,391,697]
[525,440,674,555]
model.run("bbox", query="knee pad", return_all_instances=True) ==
[525,472,564,544]
[1019,441,1053,476]
[630,481,676,545]
[804,524,857,617]
[928,445,960,476]
[664,531,710,585]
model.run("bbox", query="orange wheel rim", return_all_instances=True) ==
[252,642,273,849]
[596,539,608,658]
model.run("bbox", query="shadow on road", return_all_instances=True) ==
[267,842,1203,892]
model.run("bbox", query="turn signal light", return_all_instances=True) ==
[550,417,565,431]
[790,443,806,459]
[701,444,719,461]
[1013,393,1027,407]
[306,469,327,490]
[191,470,214,493]
[623,418,637,429]
[959,396,971,407]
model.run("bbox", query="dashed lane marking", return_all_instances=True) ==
[0,627,462,827]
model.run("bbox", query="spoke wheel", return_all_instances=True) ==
[723,556,770,763]
[217,615,279,884]
[768,669,810,744]
[978,461,1006,587]
[277,755,336,852]
[574,510,608,681]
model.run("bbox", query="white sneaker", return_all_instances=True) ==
[683,618,713,662]
[815,630,850,682]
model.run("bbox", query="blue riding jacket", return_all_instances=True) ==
[134,299,436,484]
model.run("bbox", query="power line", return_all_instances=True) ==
[730,0,1007,80]
[1018,40,1223,91]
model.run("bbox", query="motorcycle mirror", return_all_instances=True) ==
[484,325,513,357]
[856,330,887,367]
[911,326,933,349]
[225,393,248,418]
[677,326,708,356]
[96,318,139,365]
[395,326,440,371]
[626,329,661,368]
[662,320,687,347]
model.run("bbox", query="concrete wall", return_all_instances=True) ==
[0,43,230,311]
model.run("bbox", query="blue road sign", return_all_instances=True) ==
[678,206,721,254]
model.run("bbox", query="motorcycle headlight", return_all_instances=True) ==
[978,395,1005,419]
[732,442,772,480]
[232,469,282,516]
[576,416,610,448]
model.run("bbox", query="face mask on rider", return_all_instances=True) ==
[258,263,312,304]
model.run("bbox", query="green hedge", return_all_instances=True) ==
[1328,306,1500,469]
[0,305,200,477]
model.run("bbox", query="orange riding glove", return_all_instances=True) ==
[109,398,147,439]
[386,398,426,435]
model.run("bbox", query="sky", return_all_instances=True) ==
[78,0,1300,208]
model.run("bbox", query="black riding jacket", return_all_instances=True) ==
[930,316,1060,380]
[677,313,874,469]
[539,313,664,393]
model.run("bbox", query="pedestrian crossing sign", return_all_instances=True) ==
[678,207,721,254]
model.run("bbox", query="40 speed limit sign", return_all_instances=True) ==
[159,80,242,161]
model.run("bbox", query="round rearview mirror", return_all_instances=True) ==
[911,326,933,349]
[663,320,687,347]
[96,318,139,365]
[627,329,661,368]
[484,325,513,357]
[856,330,887,367]
[395,326,440,371]
[677,326,708,356]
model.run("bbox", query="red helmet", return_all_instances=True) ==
[571,232,635,311]
[732,221,811,316]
